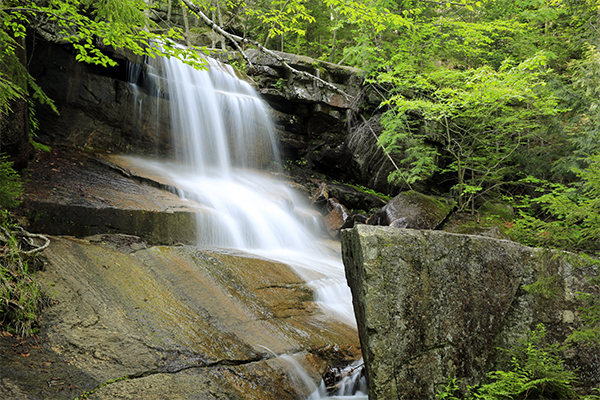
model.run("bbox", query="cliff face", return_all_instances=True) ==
[341,225,600,399]
[29,40,173,156]
[27,39,402,194]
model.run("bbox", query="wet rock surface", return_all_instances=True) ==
[341,225,600,400]
[0,235,360,399]
[4,148,361,399]
[18,149,200,245]
[29,38,391,194]
[30,40,172,156]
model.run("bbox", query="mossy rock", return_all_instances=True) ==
[444,202,514,239]
[367,190,454,229]
[480,201,514,221]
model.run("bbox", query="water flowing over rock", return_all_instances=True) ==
[30,40,172,156]
[0,234,360,399]
[341,225,600,399]
[28,37,394,196]
[19,149,199,245]
[9,37,373,399]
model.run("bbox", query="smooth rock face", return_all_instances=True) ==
[341,225,600,400]
[19,149,199,245]
[0,235,359,399]
[30,40,172,156]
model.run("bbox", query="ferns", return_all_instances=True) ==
[437,324,579,400]
[0,156,23,209]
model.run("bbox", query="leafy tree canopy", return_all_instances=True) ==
[0,0,207,118]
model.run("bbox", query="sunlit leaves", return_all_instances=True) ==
[0,0,211,122]
[246,0,315,38]
[2,0,208,69]
[324,0,412,33]
[379,52,562,209]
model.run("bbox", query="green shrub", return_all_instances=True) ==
[507,153,600,253]
[0,212,50,336]
[0,155,23,208]
[477,324,578,400]
[437,324,579,400]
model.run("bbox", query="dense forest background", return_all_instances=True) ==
[188,0,600,255]
[4,0,600,254]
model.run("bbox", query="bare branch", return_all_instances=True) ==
[360,114,411,190]
[180,0,352,100]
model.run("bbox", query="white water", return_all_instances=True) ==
[131,49,365,398]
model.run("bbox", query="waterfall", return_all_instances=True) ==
[129,49,366,399]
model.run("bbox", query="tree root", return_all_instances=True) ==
[0,226,50,257]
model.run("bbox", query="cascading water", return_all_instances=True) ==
[129,49,367,399]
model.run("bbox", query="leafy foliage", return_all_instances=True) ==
[378,52,562,210]
[0,0,209,123]
[567,274,600,349]
[476,324,578,400]
[245,0,315,40]
[507,153,600,252]
[436,324,579,400]
[0,156,23,209]
[0,212,50,337]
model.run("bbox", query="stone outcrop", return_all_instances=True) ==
[27,35,400,196]
[29,40,173,156]
[0,234,359,399]
[3,145,364,398]
[244,49,394,191]
[18,149,199,245]
[246,49,364,111]
[366,190,453,229]
[322,198,351,238]
[341,225,600,399]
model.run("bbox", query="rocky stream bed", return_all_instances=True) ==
[1,149,361,399]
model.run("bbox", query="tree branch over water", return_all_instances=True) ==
[180,0,353,100]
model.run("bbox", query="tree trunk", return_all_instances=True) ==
[182,5,191,46]
[167,0,172,23]
[215,0,226,49]
[329,27,337,63]
[457,158,464,210]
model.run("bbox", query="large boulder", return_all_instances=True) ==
[367,190,453,229]
[341,225,600,399]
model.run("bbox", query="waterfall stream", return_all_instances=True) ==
[129,50,367,399]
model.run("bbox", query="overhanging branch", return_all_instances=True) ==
[180,0,352,100]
